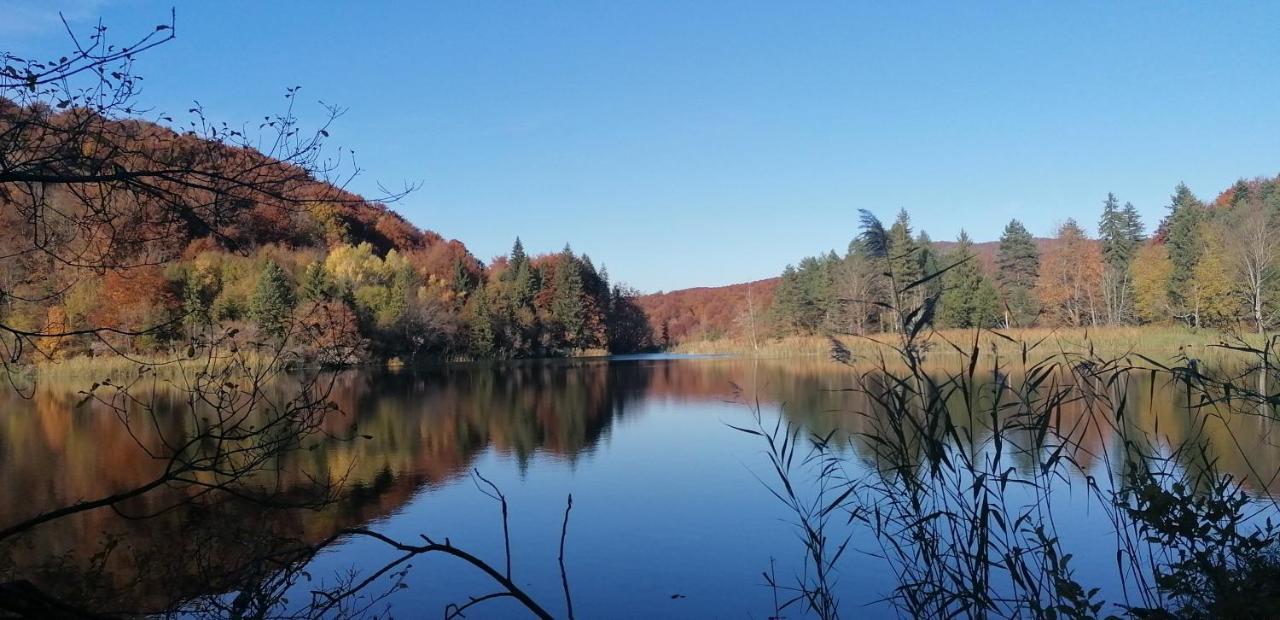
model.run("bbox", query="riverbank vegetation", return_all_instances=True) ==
[642,181,1280,351]
[671,325,1261,361]
[734,212,1280,618]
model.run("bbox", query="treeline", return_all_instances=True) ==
[18,236,655,364]
[0,100,654,366]
[767,176,1280,336]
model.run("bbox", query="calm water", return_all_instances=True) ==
[2,354,1278,617]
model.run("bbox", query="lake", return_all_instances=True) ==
[2,353,1278,617]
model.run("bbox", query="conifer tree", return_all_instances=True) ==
[887,209,921,286]
[996,219,1040,327]
[769,264,807,334]
[250,260,296,339]
[301,260,331,302]
[1098,194,1145,270]
[468,289,496,357]
[939,231,997,328]
[915,231,944,304]
[1162,183,1206,310]
[502,238,535,310]
[1098,194,1145,324]
[183,272,211,329]
[550,246,585,350]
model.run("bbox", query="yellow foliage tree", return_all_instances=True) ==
[1131,243,1173,324]
[324,242,385,289]
[1187,230,1239,327]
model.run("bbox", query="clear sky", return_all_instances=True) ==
[6,1,1280,291]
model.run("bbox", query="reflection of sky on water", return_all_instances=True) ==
[5,355,1280,617]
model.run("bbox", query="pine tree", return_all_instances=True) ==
[996,219,1040,327]
[939,231,997,328]
[550,246,585,350]
[916,231,944,304]
[502,237,535,309]
[450,258,470,306]
[1098,194,1145,324]
[1099,193,1130,268]
[1162,183,1205,309]
[887,209,921,286]
[301,260,331,302]
[769,264,807,334]
[468,290,497,357]
[182,271,211,329]
[250,260,296,339]
[1122,202,1145,245]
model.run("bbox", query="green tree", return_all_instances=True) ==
[768,253,839,334]
[915,231,944,304]
[1099,193,1144,269]
[501,238,535,310]
[770,264,807,334]
[468,289,497,357]
[550,246,585,350]
[996,219,1040,327]
[1162,183,1206,310]
[1098,194,1145,324]
[182,266,219,331]
[887,209,922,287]
[449,258,471,308]
[249,260,296,339]
[301,260,331,302]
[939,231,998,328]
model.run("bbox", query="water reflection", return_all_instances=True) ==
[1,356,1278,615]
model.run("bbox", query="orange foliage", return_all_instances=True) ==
[1036,224,1104,327]
[92,266,178,332]
[636,279,779,345]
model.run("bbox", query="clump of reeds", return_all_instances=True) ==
[735,215,1280,619]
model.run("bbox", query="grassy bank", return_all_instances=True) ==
[670,326,1266,362]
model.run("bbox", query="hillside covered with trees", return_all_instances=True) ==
[1,99,654,366]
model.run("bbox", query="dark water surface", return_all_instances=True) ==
[2,354,1278,617]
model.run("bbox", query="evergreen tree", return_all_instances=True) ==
[468,290,496,357]
[182,272,211,329]
[450,258,471,306]
[1162,183,1206,308]
[996,219,1040,327]
[915,231,944,303]
[301,260,331,302]
[887,209,922,285]
[1099,193,1145,270]
[250,260,296,339]
[1098,194,1145,324]
[939,231,998,328]
[1122,202,1145,245]
[550,246,585,350]
[769,264,807,334]
[502,237,535,309]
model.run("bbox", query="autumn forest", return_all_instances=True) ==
[6,91,1278,370]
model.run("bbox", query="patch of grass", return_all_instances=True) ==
[673,326,1262,363]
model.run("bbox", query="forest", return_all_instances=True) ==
[0,99,656,367]
[649,178,1280,345]
[5,98,1278,368]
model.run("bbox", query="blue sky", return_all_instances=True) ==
[6,1,1280,291]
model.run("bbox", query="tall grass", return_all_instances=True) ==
[678,326,1263,362]
[738,326,1280,618]
[732,225,1280,619]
